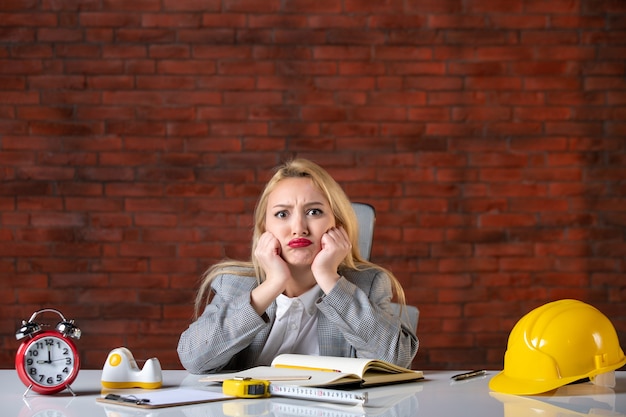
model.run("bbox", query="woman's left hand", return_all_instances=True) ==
[311,226,352,293]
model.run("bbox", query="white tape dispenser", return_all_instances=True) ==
[101,347,162,389]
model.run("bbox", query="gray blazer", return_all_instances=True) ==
[177,267,419,373]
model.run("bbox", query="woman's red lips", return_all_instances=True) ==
[288,238,312,248]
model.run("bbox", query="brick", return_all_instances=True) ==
[475,46,534,61]
[525,76,581,90]
[511,61,576,76]
[0,151,35,166]
[16,196,63,211]
[515,106,571,121]
[389,29,443,45]
[370,15,428,29]
[161,0,220,11]
[383,124,431,139]
[521,30,580,45]
[448,61,506,76]
[552,15,606,29]
[405,0,463,13]
[428,122,485,136]
[353,106,407,121]
[142,13,202,28]
[494,91,545,105]
[158,59,217,75]
[439,258,499,273]
[407,108,448,123]
[0,76,24,90]
[308,15,368,30]
[0,91,38,104]
[236,31,275,47]
[253,46,310,61]
[282,0,341,14]
[293,107,340,122]
[344,0,404,13]
[536,46,597,61]
[405,75,463,90]
[490,14,547,29]
[338,61,385,75]
[435,168,479,182]
[5,275,47,291]
[475,273,532,287]
[374,76,401,90]
[137,288,191,304]
[486,122,542,136]
[222,0,279,12]
[453,107,511,121]
[431,15,488,31]
[417,302,462,319]
[546,121,604,136]
[272,29,330,46]
[17,289,80,304]
[17,105,73,120]
[446,228,507,243]
[466,76,522,90]
[427,91,488,105]
[583,30,626,46]
[405,183,460,198]
[442,317,501,333]
[449,30,518,45]
[374,46,431,61]
[470,0,525,12]
[249,14,308,29]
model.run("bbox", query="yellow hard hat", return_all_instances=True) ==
[489,299,626,395]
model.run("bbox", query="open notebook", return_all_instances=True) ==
[200,354,423,388]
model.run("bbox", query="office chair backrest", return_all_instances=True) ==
[351,202,419,332]
[351,202,375,261]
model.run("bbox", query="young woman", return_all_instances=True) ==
[177,159,418,373]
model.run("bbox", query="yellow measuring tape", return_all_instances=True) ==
[222,378,270,398]
[222,377,368,405]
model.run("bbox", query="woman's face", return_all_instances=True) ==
[264,177,336,267]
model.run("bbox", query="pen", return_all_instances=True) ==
[104,394,151,405]
[274,364,342,373]
[450,370,486,381]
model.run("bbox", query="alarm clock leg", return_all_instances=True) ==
[22,385,33,397]
[65,385,77,396]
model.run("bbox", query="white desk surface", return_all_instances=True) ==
[2,369,624,417]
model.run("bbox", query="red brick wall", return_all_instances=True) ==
[1,0,624,372]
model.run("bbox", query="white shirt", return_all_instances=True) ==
[257,285,321,365]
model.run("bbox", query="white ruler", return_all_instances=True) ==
[269,384,368,405]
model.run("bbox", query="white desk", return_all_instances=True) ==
[2,369,625,417]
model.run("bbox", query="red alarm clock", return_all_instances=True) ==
[15,308,82,396]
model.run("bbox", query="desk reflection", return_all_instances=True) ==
[10,370,625,417]
[491,383,624,417]
[97,395,419,417]
[93,383,420,417]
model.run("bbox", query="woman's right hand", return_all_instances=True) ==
[255,231,291,283]
[251,232,290,314]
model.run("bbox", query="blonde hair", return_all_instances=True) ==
[193,158,406,318]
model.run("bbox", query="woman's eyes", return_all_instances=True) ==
[274,208,323,218]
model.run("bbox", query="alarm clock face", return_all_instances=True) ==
[16,331,80,394]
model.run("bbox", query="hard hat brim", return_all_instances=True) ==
[489,371,582,395]
[489,355,626,395]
